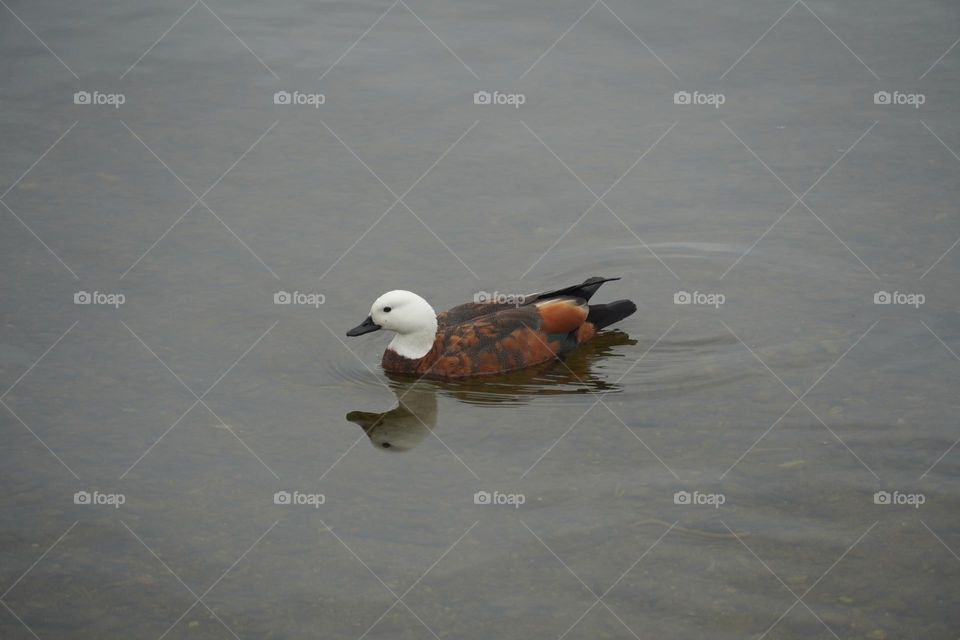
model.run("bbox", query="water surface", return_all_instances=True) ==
[2,1,959,638]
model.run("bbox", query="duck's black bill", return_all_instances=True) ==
[346,316,381,337]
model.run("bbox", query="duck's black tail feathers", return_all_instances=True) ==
[534,276,621,303]
[587,299,637,330]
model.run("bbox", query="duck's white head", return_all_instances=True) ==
[346,290,438,359]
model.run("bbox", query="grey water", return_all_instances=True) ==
[2,0,959,638]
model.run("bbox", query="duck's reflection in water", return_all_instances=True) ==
[346,330,636,451]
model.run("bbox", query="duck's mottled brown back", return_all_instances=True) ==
[383,298,594,378]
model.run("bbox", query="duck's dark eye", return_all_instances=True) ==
[383,306,391,313]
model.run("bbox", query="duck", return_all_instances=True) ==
[346,276,636,379]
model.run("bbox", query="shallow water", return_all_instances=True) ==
[2,0,959,638]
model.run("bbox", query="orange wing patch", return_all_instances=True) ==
[576,322,595,344]
[535,298,588,334]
